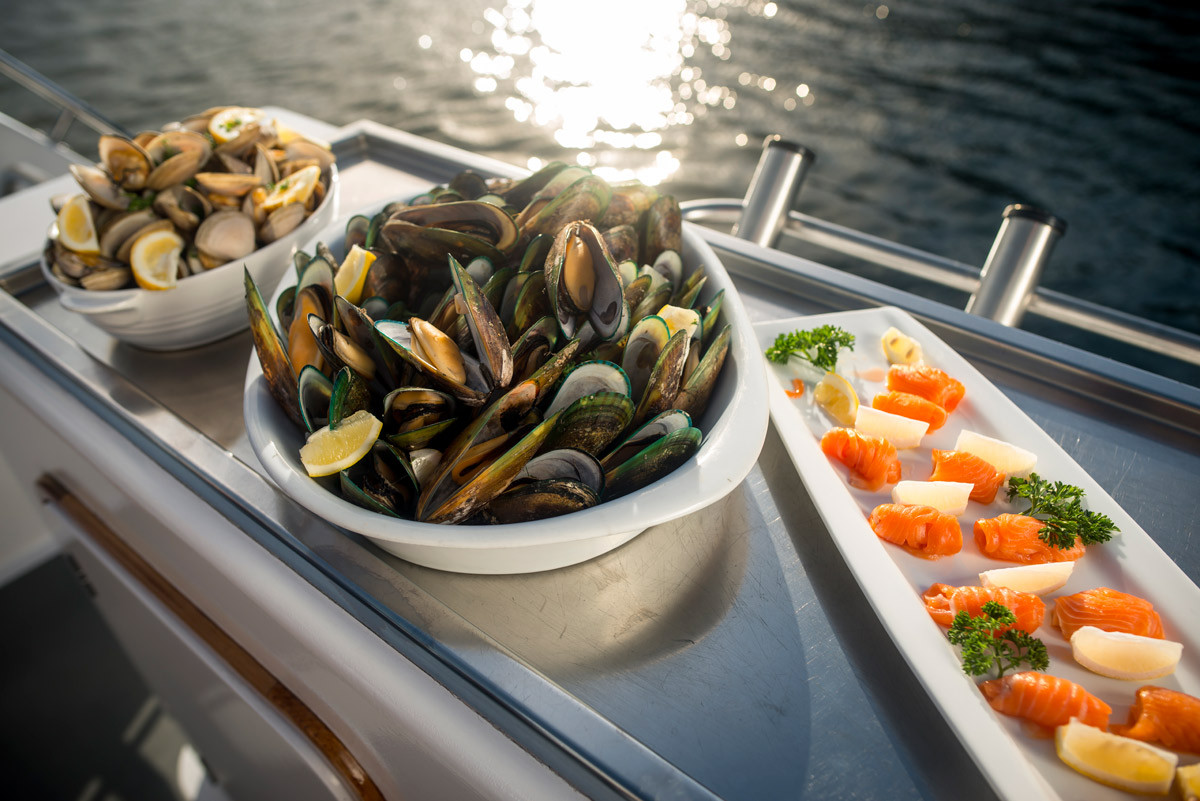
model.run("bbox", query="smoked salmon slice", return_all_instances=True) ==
[974,513,1086,564]
[872,391,949,433]
[929,449,1005,504]
[869,504,963,558]
[1111,686,1200,754]
[886,364,966,412]
[1052,587,1164,640]
[923,583,1045,633]
[820,427,902,491]
[979,671,1111,736]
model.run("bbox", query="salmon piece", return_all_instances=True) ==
[974,513,1086,564]
[1052,587,1164,640]
[872,391,949,433]
[886,364,966,412]
[1111,686,1200,754]
[979,671,1111,736]
[923,582,1045,633]
[820,427,902,491]
[869,504,963,558]
[929,449,1005,504]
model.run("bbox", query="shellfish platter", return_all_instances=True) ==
[243,169,768,575]
[755,307,1200,800]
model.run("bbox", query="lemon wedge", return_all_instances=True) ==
[1055,718,1177,794]
[814,372,858,426]
[56,194,100,254]
[298,410,382,477]
[1070,625,1183,680]
[854,404,929,449]
[208,106,269,144]
[1177,763,1200,801]
[129,229,184,291]
[261,165,320,211]
[979,562,1074,596]
[891,480,973,515]
[954,429,1037,477]
[334,245,376,305]
[656,304,702,340]
[881,326,922,365]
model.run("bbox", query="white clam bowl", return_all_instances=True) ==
[40,165,339,351]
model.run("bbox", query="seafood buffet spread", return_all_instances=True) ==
[246,164,731,527]
[758,307,1200,800]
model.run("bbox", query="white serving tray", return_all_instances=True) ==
[756,306,1200,800]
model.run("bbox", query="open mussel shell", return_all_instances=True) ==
[382,387,458,449]
[545,360,630,417]
[632,329,690,426]
[675,324,731,420]
[245,269,301,427]
[513,448,605,493]
[329,366,372,426]
[600,409,692,471]
[340,440,420,518]
[622,314,671,401]
[544,220,624,340]
[297,365,333,432]
[604,426,703,502]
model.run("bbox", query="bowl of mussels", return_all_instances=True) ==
[243,165,768,574]
[40,106,338,350]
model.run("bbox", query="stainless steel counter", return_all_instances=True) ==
[2,116,1198,801]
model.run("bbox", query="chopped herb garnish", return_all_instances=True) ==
[221,117,241,132]
[764,324,855,372]
[126,191,156,212]
[160,145,178,160]
[1007,473,1118,550]
[947,602,1049,679]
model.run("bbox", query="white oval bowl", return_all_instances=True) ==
[244,207,768,574]
[40,165,339,351]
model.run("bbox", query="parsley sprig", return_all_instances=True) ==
[947,602,1049,679]
[764,325,855,372]
[1006,473,1117,550]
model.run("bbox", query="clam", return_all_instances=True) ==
[98,136,152,191]
[69,164,128,210]
[153,185,211,234]
[98,209,158,259]
[259,202,306,243]
[194,210,256,264]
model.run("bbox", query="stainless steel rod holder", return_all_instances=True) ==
[732,135,814,248]
[966,204,1066,327]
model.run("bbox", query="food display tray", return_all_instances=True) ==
[3,112,1199,800]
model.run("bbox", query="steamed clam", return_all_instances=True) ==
[49,106,333,292]
[246,165,732,529]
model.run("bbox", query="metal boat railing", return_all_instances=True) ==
[683,136,1200,371]
[0,48,131,142]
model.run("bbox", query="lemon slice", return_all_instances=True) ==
[334,245,376,305]
[881,326,922,365]
[261,165,321,211]
[1055,718,1177,794]
[814,372,858,426]
[979,562,1074,596]
[129,229,184,291]
[854,404,929,449]
[298,409,382,477]
[56,194,100,254]
[955,429,1037,477]
[1070,625,1183,680]
[891,480,973,515]
[208,106,269,144]
[1178,763,1200,801]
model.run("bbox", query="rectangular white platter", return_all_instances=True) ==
[755,306,1200,801]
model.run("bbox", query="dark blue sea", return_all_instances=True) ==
[2,0,1198,352]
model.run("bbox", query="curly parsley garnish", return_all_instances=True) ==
[125,191,156,212]
[948,602,1049,679]
[764,324,855,372]
[1007,473,1117,550]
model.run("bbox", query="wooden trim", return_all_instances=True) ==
[37,474,388,801]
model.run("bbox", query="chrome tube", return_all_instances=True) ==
[965,204,1066,326]
[0,47,131,140]
[732,136,814,248]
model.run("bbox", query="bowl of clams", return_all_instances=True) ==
[40,106,338,350]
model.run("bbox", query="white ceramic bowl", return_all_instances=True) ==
[244,210,768,574]
[39,165,338,351]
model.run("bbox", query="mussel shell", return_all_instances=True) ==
[298,364,334,432]
[674,324,731,421]
[639,195,682,268]
[514,448,605,494]
[632,329,690,426]
[449,255,513,391]
[388,200,519,252]
[494,161,571,210]
[543,391,635,457]
[344,214,372,252]
[245,269,302,426]
[545,360,630,417]
[486,478,600,524]
[518,174,612,240]
[544,220,623,340]
[622,314,671,402]
[600,409,692,471]
[328,366,372,426]
[601,224,639,265]
[383,387,456,433]
[604,426,703,501]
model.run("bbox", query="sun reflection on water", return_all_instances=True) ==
[463,0,787,186]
